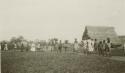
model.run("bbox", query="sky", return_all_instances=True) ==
[0,0,125,42]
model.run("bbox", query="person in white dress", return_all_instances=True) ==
[74,39,79,52]
[14,43,17,50]
[4,43,8,51]
[31,43,36,51]
[91,39,95,52]
[36,43,41,51]
[86,39,94,54]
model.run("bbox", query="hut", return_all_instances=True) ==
[82,26,121,44]
[119,36,125,44]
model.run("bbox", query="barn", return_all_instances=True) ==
[82,26,121,44]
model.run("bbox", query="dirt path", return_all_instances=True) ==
[110,56,125,61]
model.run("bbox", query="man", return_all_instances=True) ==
[102,40,107,56]
[64,40,68,52]
[83,40,88,55]
[55,41,59,52]
[98,41,103,56]
[106,38,111,57]
[123,42,125,56]
[58,40,62,53]
[21,43,24,52]
[0,43,1,50]
[94,39,98,53]
[79,40,84,53]
[1,42,4,50]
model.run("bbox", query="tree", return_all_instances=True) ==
[10,37,17,43]
[17,36,24,42]
[9,36,25,50]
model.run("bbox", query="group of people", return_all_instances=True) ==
[0,40,70,52]
[96,39,111,56]
[0,43,8,51]
[1,38,125,57]
[80,38,111,56]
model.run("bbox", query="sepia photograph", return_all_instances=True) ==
[0,0,125,73]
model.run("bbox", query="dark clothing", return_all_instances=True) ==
[98,43,103,56]
[58,44,62,52]
[21,44,24,52]
[1,43,5,50]
[94,42,98,52]
[103,43,110,56]
[106,43,110,52]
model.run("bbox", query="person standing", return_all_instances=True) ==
[98,41,103,56]
[58,40,62,53]
[94,39,98,53]
[0,43,1,51]
[91,39,95,53]
[55,41,58,53]
[123,42,125,56]
[106,38,111,57]
[73,38,79,52]
[64,40,68,52]
[102,40,107,56]
[36,43,41,51]
[14,43,17,50]
[21,43,24,52]
[79,40,84,53]
[87,39,94,54]
[83,40,88,55]
[31,43,36,51]
[4,43,8,51]
[48,42,51,51]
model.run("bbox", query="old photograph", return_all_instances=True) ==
[0,0,125,73]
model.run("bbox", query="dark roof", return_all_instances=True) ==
[119,36,125,43]
[82,26,121,43]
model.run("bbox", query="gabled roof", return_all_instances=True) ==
[82,26,121,44]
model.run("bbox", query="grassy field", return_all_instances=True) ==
[1,51,125,73]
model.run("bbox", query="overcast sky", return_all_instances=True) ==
[0,0,125,42]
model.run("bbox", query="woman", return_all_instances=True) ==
[87,39,94,54]
[73,39,79,52]
[31,43,36,51]
[4,43,8,51]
